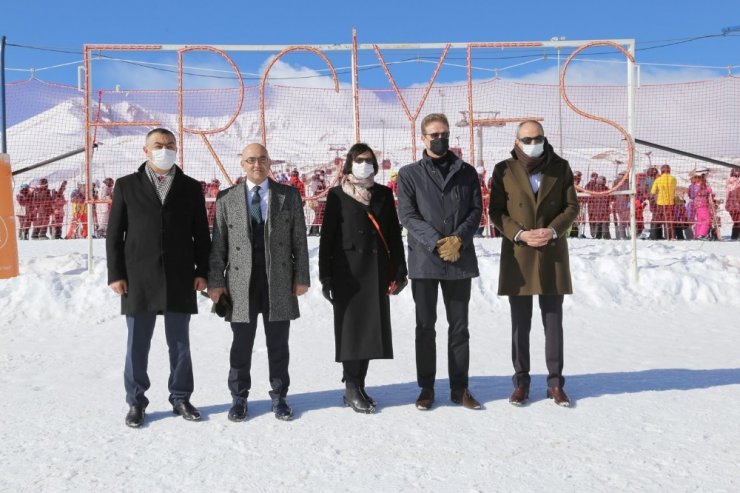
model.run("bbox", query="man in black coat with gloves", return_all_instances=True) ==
[107,128,211,428]
[397,113,483,411]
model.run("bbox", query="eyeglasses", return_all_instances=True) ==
[354,157,374,164]
[244,156,269,165]
[423,131,450,140]
[518,136,545,145]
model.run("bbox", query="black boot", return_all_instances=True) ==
[344,382,374,414]
[359,387,377,407]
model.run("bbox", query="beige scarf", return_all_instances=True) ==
[341,174,374,206]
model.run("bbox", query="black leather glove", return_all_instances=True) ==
[321,279,334,304]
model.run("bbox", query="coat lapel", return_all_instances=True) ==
[536,168,558,208]
[369,184,386,218]
[509,159,537,206]
[268,179,286,217]
[136,163,163,207]
[266,179,285,241]
[162,167,184,207]
[231,182,250,238]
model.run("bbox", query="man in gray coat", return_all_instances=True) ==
[208,143,310,422]
[397,113,482,411]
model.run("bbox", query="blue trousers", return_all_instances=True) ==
[124,312,193,408]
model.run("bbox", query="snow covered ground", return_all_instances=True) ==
[1,238,739,492]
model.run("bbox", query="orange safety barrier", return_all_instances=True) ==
[0,153,20,279]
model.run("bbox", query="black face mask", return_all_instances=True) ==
[429,137,449,156]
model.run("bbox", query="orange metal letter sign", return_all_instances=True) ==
[560,41,635,194]
[373,44,451,161]
[178,46,245,185]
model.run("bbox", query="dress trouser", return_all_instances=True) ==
[509,294,564,389]
[412,278,471,390]
[124,311,193,407]
[228,247,290,404]
[342,360,370,386]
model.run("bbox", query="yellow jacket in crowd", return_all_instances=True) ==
[651,172,677,206]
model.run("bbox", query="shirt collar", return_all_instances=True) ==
[246,177,269,190]
[147,162,176,175]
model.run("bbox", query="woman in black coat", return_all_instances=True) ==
[319,143,408,413]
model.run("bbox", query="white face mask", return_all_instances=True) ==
[352,162,375,179]
[150,148,177,170]
[520,142,544,158]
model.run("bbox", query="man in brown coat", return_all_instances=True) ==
[489,120,579,407]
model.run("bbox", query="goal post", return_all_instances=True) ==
[81,36,638,278]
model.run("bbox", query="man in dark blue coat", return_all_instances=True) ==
[397,113,482,411]
[107,128,211,428]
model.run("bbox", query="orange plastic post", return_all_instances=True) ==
[0,153,20,278]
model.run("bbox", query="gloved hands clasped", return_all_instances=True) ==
[436,235,462,262]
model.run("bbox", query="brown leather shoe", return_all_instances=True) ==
[547,386,571,407]
[508,386,529,406]
[451,388,482,410]
[415,388,435,410]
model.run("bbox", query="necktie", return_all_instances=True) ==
[251,185,263,224]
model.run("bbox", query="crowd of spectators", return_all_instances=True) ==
[15,178,114,240]
[569,165,736,241]
[15,165,739,242]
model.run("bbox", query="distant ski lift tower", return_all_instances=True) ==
[329,144,347,168]
[456,111,506,167]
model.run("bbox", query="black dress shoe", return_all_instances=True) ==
[272,399,293,421]
[228,400,248,422]
[125,405,145,428]
[451,388,482,410]
[172,401,202,421]
[344,384,375,414]
[508,386,529,407]
[415,387,435,410]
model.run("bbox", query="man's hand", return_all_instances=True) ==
[109,279,128,295]
[436,236,462,262]
[293,284,309,296]
[194,276,207,291]
[520,228,553,247]
[208,286,227,303]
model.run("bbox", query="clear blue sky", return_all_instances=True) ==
[3,0,740,89]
